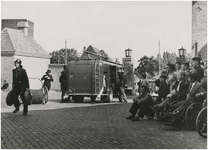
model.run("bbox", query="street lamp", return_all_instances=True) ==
[178,47,186,58]
[125,48,133,57]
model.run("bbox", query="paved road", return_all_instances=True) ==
[1,91,207,149]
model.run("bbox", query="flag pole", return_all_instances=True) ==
[65,39,67,64]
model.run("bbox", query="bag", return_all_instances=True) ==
[6,90,14,106]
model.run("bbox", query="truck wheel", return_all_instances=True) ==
[74,96,84,103]
[91,96,96,103]
[108,87,113,102]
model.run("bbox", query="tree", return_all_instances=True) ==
[136,56,159,77]
[50,48,79,64]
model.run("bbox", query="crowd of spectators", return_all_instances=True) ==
[126,56,207,128]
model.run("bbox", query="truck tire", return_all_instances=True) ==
[91,95,96,103]
[74,96,84,103]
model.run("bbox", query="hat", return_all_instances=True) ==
[192,56,201,62]
[46,69,51,73]
[14,59,22,64]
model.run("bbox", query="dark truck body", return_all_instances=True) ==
[66,59,122,103]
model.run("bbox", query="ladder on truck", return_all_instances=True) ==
[92,61,100,94]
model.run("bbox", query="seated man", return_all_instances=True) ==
[154,71,189,112]
[164,72,207,127]
[125,85,155,121]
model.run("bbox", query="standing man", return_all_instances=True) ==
[118,69,128,103]
[41,69,54,91]
[12,59,30,115]
[59,65,68,103]
[125,85,154,121]
[192,56,204,82]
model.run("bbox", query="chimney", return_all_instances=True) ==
[84,47,86,51]
[17,21,29,36]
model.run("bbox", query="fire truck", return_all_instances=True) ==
[65,58,122,103]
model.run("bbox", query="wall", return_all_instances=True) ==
[1,55,15,86]
[192,1,207,60]
[48,64,65,91]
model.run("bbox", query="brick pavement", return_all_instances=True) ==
[1,102,207,149]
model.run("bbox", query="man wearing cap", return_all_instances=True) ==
[125,85,154,121]
[41,69,54,91]
[192,56,204,82]
[12,59,30,115]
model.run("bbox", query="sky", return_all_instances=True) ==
[1,1,192,66]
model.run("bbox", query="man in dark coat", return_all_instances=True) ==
[41,69,54,91]
[12,59,30,115]
[192,56,204,82]
[125,85,154,121]
[118,70,127,102]
[157,75,169,103]
[59,65,68,102]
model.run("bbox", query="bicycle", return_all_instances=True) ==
[196,99,207,138]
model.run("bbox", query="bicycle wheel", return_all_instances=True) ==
[185,103,202,130]
[196,107,207,138]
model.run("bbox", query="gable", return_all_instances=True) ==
[1,28,50,58]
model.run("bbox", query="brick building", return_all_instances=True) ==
[192,1,207,61]
[1,19,51,89]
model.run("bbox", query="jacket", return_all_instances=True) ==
[12,67,29,92]
[171,80,189,101]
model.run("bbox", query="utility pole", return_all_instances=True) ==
[159,40,161,75]
[65,39,67,64]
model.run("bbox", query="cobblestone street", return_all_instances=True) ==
[1,91,207,149]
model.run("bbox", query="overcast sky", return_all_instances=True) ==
[1,1,192,65]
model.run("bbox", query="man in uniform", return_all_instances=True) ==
[59,65,68,103]
[12,59,30,115]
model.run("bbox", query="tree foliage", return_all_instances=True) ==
[50,48,79,64]
[136,56,159,77]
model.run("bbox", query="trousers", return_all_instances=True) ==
[129,102,154,118]
[12,87,28,113]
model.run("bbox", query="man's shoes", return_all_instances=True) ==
[23,112,27,115]
[13,108,19,113]
[125,115,135,119]
[132,117,140,121]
